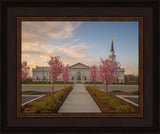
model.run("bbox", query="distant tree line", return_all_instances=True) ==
[124,74,139,82]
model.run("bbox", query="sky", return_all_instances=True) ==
[22,21,139,76]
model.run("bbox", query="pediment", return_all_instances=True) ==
[69,63,90,69]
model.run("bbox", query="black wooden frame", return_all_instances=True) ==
[0,0,159,133]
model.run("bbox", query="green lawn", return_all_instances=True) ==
[133,90,139,95]
[22,90,46,95]
[111,90,123,93]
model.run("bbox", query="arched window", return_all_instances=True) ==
[72,76,74,80]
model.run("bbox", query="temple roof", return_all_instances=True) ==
[69,63,90,69]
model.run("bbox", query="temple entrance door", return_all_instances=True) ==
[77,72,81,80]
[77,72,82,83]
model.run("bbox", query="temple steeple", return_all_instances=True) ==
[111,36,114,51]
[108,36,116,62]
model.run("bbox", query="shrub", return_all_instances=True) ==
[111,81,138,85]
[116,105,133,112]
[66,82,74,84]
[112,82,116,85]
[76,82,82,84]
[23,86,73,113]
[100,96,112,104]
[22,81,74,85]
[54,81,64,84]
[84,81,93,84]
[108,98,120,110]
[84,81,103,84]
[95,81,103,84]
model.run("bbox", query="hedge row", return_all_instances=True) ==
[112,81,138,85]
[22,86,73,113]
[84,81,103,84]
[22,81,74,84]
[84,81,138,85]
[86,86,136,112]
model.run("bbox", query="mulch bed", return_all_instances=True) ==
[86,89,139,113]
[22,88,73,113]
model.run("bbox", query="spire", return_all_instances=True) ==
[111,36,114,51]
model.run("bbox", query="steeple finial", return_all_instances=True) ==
[111,36,114,51]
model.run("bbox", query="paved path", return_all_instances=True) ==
[22,95,39,104]
[21,95,45,106]
[116,95,139,106]
[22,84,138,92]
[123,96,139,105]
[58,84,102,113]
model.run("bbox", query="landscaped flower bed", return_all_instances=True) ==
[86,86,138,113]
[22,86,73,113]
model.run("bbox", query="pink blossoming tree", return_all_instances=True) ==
[21,61,30,82]
[89,65,97,85]
[48,56,63,92]
[61,64,70,86]
[98,58,119,94]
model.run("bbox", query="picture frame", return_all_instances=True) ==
[0,0,159,133]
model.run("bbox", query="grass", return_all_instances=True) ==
[22,86,73,113]
[22,90,46,95]
[111,90,123,93]
[133,90,139,95]
[86,86,136,112]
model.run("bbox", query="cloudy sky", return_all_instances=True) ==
[22,21,139,76]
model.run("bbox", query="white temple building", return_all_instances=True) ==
[32,37,125,83]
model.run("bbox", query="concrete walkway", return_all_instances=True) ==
[58,84,102,113]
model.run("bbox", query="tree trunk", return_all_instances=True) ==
[52,82,54,93]
[106,84,108,94]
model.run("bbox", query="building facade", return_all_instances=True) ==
[32,37,125,83]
